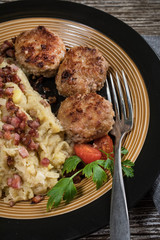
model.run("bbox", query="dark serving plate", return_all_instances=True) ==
[0,1,160,239]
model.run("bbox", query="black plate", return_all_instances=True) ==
[0,1,160,239]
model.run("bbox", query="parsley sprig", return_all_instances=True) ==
[47,147,134,211]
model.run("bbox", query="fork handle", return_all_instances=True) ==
[110,136,130,240]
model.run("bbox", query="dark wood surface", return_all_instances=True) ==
[0,0,160,239]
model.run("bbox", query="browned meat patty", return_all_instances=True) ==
[15,26,66,77]
[55,46,109,96]
[57,93,114,143]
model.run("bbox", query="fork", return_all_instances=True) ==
[106,71,133,240]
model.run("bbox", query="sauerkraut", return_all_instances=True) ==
[0,58,72,204]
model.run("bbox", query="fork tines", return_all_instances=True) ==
[106,71,133,128]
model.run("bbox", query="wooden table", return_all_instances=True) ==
[0,1,160,239]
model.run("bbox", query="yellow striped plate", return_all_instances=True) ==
[0,18,149,219]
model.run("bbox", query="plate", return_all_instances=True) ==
[0,1,160,239]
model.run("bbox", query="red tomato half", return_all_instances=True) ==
[74,144,102,164]
[94,135,114,159]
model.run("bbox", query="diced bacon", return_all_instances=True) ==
[0,87,4,96]
[27,119,40,129]
[21,134,31,146]
[40,99,49,107]
[14,133,20,145]
[2,123,14,131]
[3,131,12,140]
[18,147,29,158]
[18,83,25,92]
[7,174,22,189]
[5,87,14,96]
[7,156,14,167]
[6,98,18,113]
[9,201,15,207]
[12,74,21,84]
[4,40,13,48]
[6,49,15,58]
[40,158,50,167]
[11,116,21,128]
[31,195,44,204]
[10,64,18,72]
[7,178,12,186]
[2,115,8,123]
[16,109,27,121]
[28,129,39,138]
[0,42,9,53]
[0,81,4,88]
[28,139,39,151]
[19,120,26,130]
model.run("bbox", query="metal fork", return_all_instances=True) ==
[106,71,133,240]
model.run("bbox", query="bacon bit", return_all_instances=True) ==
[0,79,4,87]
[12,74,21,84]
[18,147,29,158]
[7,178,13,186]
[0,87,4,96]
[18,83,25,92]
[2,123,15,131]
[0,82,4,88]
[11,116,21,128]
[28,129,39,138]
[14,133,20,145]
[19,120,26,130]
[6,49,15,58]
[7,156,14,167]
[31,195,44,204]
[6,98,18,113]
[40,158,50,167]
[3,131,12,140]
[21,134,31,146]
[28,139,39,151]
[10,64,18,72]
[7,174,22,189]
[16,109,27,121]
[0,42,9,53]
[5,87,14,96]
[9,201,15,207]
[2,115,8,123]
[27,119,40,129]
[40,99,49,107]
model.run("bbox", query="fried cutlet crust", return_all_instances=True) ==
[56,46,109,96]
[57,93,114,143]
[15,26,66,77]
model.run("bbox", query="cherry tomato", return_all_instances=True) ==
[74,144,102,164]
[94,135,114,159]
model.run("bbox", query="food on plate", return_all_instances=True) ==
[74,144,102,164]
[57,92,115,143]
[0,59,71,204]
[47,140,134,210]
[0,26,134,211]
[14,26,66,77]
[94,134,114,159]
[55,46,109,96]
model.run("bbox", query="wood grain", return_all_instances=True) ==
[80,193,160,240]
[68,0,160,35]
[0,0,160,35]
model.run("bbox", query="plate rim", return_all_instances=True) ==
[0,1,160,240]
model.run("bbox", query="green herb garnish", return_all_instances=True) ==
[47,147,134,211]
